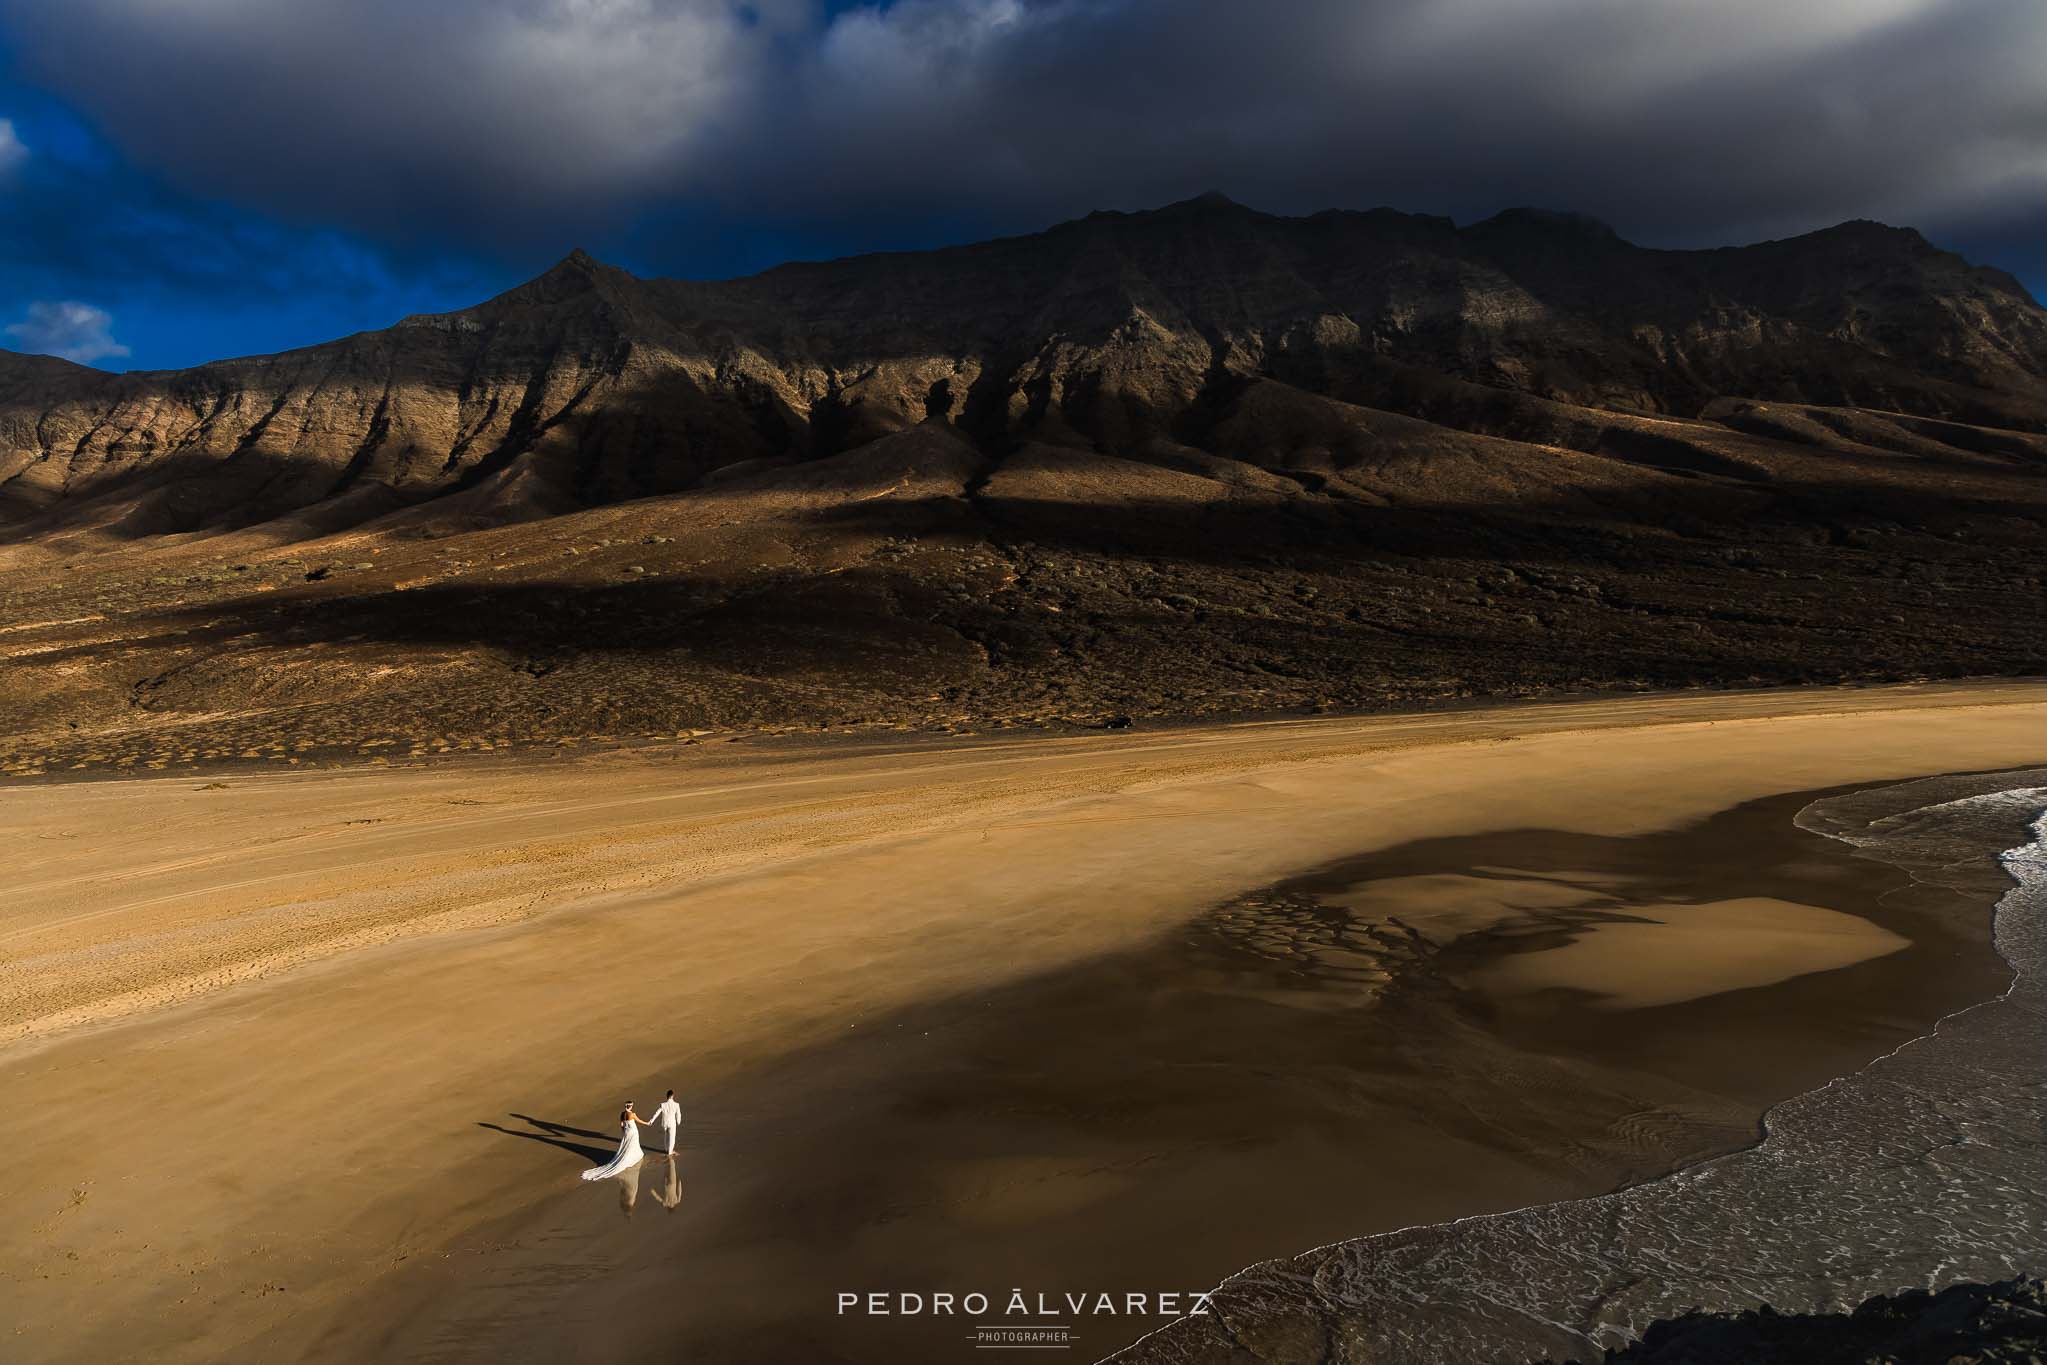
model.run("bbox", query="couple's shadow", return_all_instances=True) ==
[476,1112,616,1164]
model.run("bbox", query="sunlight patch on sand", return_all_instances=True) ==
[1463,896,1909,1009]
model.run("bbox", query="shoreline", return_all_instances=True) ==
[1114,770,2047,1364]
[4,684,2047,1363]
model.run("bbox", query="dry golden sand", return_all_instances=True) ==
[2,683,2046,1363]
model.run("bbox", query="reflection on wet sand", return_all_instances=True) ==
[616,1161,641,1218]
[653,1157,682,1212]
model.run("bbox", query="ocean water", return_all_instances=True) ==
[1116,769,2047,1364]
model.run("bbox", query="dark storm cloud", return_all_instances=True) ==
[5,0,2045,269]
[1,0,805,252]
[0,100,506,369]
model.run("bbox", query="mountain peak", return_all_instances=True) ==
[1807,218,1932,250]
[545,247,611,279]
[1159,190,1250,215]
[484,247,636,311]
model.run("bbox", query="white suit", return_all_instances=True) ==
[653,1096,682,1155]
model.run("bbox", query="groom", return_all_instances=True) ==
[652,1089,682,1157]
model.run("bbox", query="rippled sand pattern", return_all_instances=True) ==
[1205,890,1417,998]
[1117,770,2047,1364]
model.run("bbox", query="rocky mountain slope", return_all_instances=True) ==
[1,196,2045,773]
[5,193,2046,536]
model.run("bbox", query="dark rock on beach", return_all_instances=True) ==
[1556,1277,2047,1365]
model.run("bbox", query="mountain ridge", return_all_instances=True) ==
[3,196,2043,545]
[2,196,2047,774]
[6,201,2036,378]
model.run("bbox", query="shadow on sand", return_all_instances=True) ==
[478,1113,615,1164]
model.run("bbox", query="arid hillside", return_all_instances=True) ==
[2,196,2045,775]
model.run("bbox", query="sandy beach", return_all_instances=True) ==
[4,683,2046,1364]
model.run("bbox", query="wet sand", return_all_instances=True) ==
[1111,767,2047,1363]
[2,683,2044,1364]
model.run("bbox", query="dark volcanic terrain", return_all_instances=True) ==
[3,195,2046,775]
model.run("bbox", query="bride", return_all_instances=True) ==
[581,1102,653,1181]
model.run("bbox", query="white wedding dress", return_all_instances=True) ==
[581,1116,645,1181]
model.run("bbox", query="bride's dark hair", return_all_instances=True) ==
[619,1108,631,1123]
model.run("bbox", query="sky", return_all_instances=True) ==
[1,0,2043,372]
